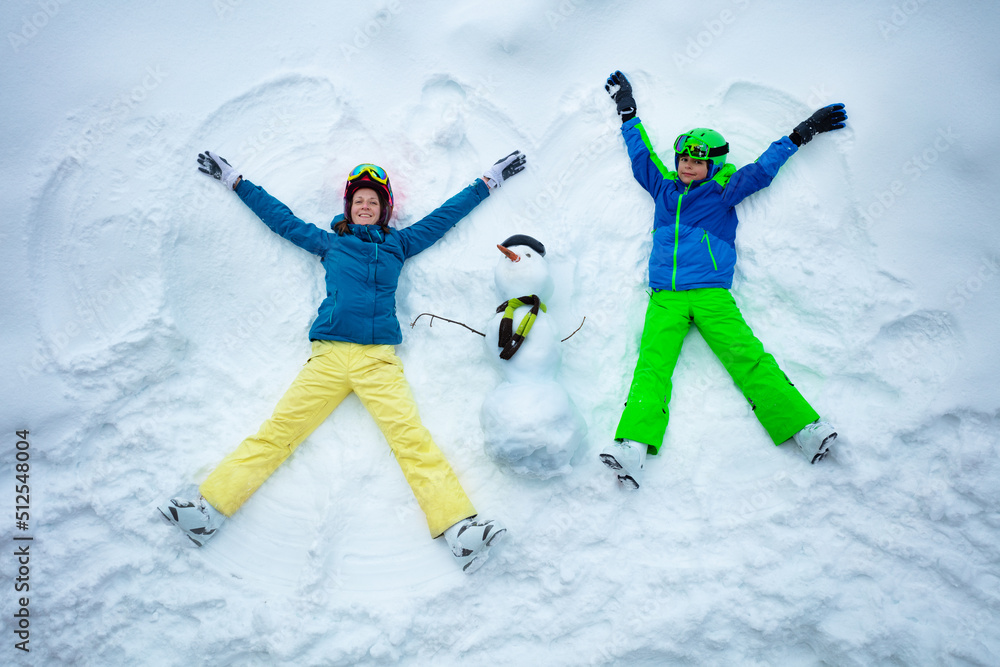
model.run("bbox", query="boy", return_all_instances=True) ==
[600,70,846,489]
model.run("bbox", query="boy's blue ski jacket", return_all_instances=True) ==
[621,116,798,291]
[234,177,490,344]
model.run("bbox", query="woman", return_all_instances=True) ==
[159,148,526,573]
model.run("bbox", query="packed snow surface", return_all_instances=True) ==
[3,1,1000,665]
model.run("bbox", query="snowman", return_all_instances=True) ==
[479,234,587,479]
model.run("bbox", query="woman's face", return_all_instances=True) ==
[350,187,381,225]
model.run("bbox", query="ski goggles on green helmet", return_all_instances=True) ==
[673,134,729,160]
[347,163,389,185]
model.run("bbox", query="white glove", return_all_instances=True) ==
[483,150,526,189]
[197,150,242,190]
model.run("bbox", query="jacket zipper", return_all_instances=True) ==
[700,231,718,271]
[672,182,692,290]
[371,229,380,341]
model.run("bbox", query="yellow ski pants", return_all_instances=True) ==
[199,340,477,537]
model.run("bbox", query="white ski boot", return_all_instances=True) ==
[599,439,647,489]
[792,420,838,464]
[444,517,507,574]
[157,496,226,546]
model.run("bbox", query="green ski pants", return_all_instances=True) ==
[615,288,818,453]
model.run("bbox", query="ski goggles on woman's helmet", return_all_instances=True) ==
[347,163,389,185]
[673,134,729,159]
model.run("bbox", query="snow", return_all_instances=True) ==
[480,242,587,478]
[3,1,1000,665]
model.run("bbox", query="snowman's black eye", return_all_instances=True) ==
[525,253,532,258]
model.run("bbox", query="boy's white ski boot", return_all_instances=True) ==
[444,516,507,574]
[792,420,838,464]
[157,496,226,546]
[599,439,647,489]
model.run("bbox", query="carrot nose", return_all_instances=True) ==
[497,244,520,262]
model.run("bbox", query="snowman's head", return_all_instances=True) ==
[494,235,554,302]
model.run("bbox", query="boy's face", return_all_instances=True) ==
[678,155,709,184]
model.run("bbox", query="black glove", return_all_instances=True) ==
[197,150,241,189]
[790,104,847,146]
[483,150,527,189]
[605,71,636,123]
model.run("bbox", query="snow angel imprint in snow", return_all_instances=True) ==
[600,70,845,490]
[158,148,527,575]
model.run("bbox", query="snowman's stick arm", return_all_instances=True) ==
[560,316,586,342]
[410,313,486,337]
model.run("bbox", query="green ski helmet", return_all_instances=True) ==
[673,128,729,178]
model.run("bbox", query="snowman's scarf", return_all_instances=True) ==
[496,295,547,360]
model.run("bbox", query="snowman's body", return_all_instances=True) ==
[480,237,587,479]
